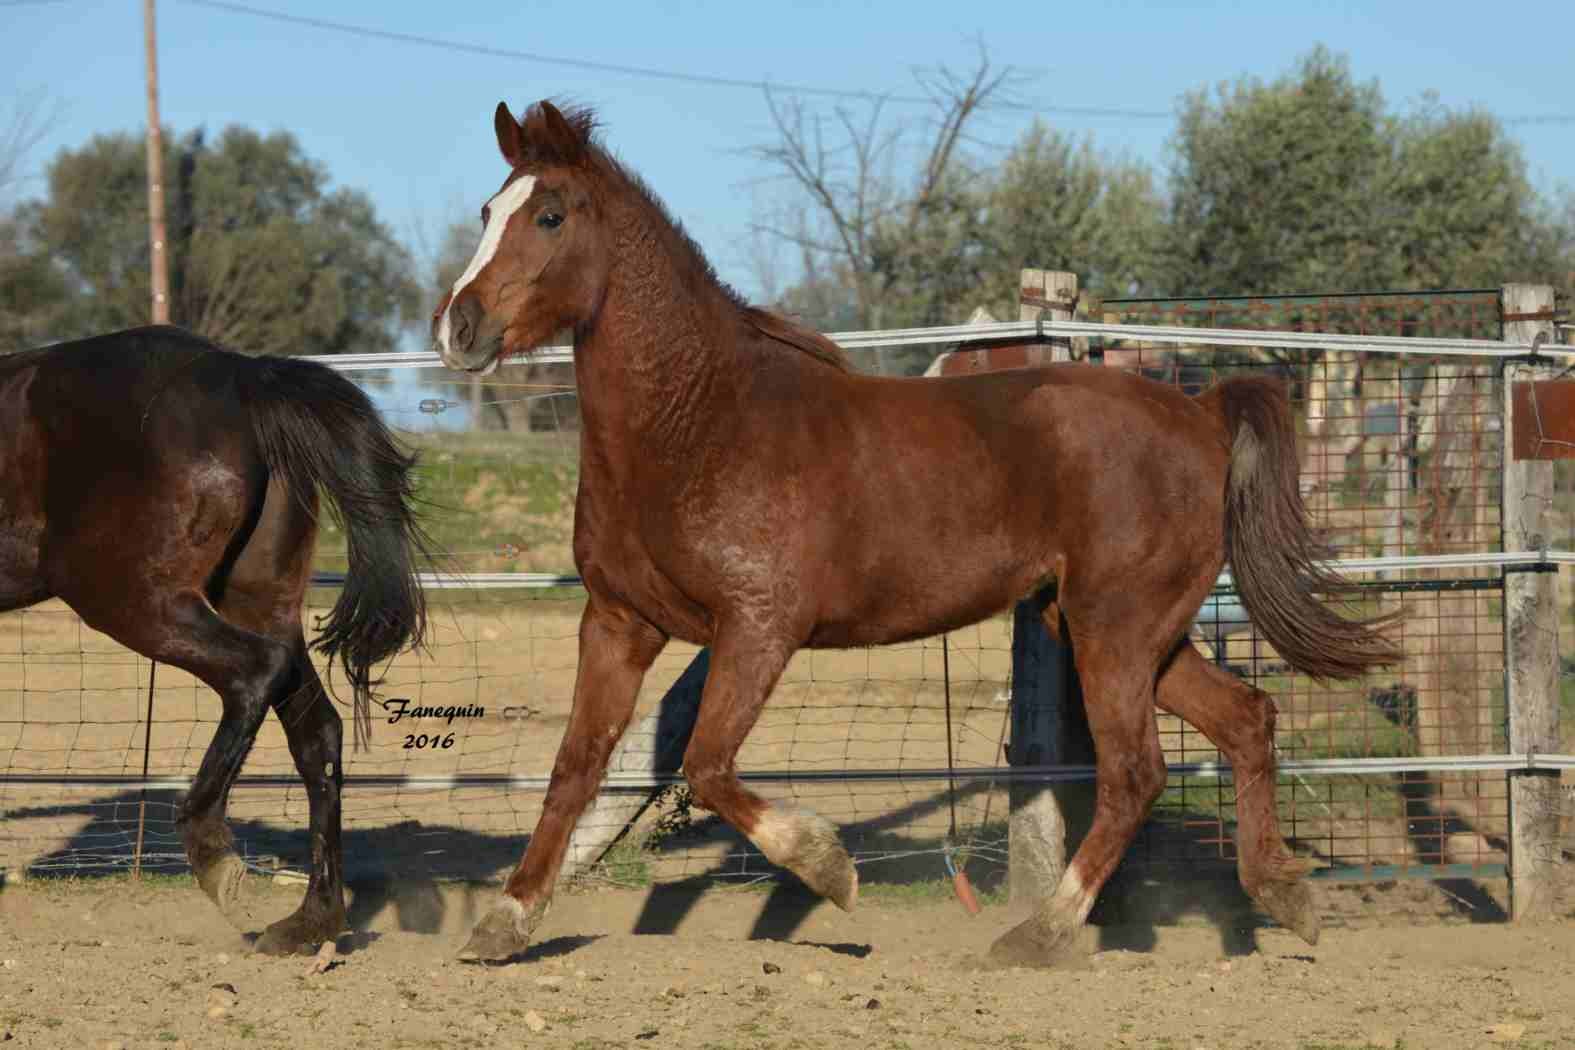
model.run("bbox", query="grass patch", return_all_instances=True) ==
[593,839,654,889]
[0,868,289,900]
[311,429,579,576]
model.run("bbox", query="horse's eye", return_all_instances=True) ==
[538,212,564,230]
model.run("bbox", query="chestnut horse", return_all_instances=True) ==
[0,327,432,956]
[432,100,1399,966]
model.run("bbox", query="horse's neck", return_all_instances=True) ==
[574,265,738,461]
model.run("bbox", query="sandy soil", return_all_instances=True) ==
[2,875,1574,1050]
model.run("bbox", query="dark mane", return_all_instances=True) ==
[518,101,851,374]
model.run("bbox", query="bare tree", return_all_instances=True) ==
[746,48,1018,333]
[0,89,61,204]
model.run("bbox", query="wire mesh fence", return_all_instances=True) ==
[1094,289,1571,914]
[2,287,1571,925]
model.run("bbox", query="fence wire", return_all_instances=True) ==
[2,289,1570,925]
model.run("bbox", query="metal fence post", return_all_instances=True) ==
[1007,270,1097,910]
[1500,283,1562,921]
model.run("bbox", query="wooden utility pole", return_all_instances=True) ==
[133,0,170,883]
[143,0,170,324]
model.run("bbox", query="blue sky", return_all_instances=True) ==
[6,0,1574,316]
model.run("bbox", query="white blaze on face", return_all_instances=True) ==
[436,174,538,356]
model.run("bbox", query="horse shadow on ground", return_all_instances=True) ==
[4,782,1284,959]
[618,781,1276,958]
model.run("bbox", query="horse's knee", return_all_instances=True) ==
[682,762,732,813]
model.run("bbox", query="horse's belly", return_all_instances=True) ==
[805,542,1051,649]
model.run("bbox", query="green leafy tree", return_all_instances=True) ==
[975,121,1163,312]
[1159,46,1575,297]
[13,125,419,353]
[0,214,73,348]
[0,91,70,347]
[1159,47,1391,296]
[1382,100,1573,290]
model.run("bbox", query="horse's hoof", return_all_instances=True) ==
[195,853,248,920]
[759,807,859,912]
[1257,879,1320,946]
[820,853,859,913]
[986,914,1083,969]
[456,897,537,964]
[254,908,345,958]
[798,831,858,912]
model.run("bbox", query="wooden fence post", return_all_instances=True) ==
[1008,270,1097,910]
[1501,283,1562,922]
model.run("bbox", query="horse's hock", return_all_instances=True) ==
[2,277,1570,933]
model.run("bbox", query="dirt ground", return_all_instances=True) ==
[2,874,1573,1050]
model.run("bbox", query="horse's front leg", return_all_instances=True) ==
[459,599,666,962]
[681,625,857,911]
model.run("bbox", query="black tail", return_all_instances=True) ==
[1211,374,1403,680]
[242,355,436,750]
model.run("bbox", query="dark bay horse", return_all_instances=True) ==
[432,100,1400,966]
[0,326,432,956]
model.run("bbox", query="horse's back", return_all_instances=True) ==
[834,362,1231,518]
[27,325,248,395]
[19,327,272,453]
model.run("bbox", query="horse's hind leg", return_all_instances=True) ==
[680,626,857,911]
[460,598,666,962]
[988,629,1168,968]
[247,636,346,956]
[1154,640,1317,945]
[65,585,293,920]
[215,478,346,955]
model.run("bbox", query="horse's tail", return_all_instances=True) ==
[1208,374,1402,680]
[242,355,436,750]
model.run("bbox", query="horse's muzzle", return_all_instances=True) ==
[435,295,504,374]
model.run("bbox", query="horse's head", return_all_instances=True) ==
[432,100,604,373]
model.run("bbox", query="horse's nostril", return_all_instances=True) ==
[449,295,483,353]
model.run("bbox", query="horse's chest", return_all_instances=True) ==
[573,486,713,645]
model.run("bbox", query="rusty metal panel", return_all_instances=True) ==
[1511,379,1575,460]
[937,342,1053,376]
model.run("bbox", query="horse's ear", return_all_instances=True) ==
[536,100,585,166]
[494,102,525,167]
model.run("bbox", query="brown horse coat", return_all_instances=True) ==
[431,100,1397,966]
